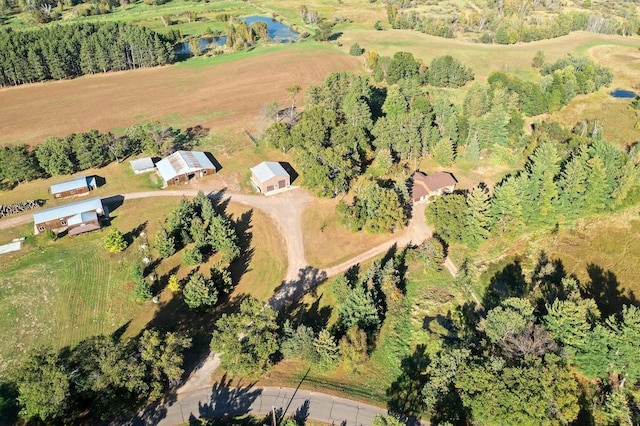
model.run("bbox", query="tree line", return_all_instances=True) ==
[1,329,190,423]
[262,53,611,235]
[0,21,174,87]
[420,255,640,425]
[0,121,202,188]
[426,122,640,247]
[386,0,640,42]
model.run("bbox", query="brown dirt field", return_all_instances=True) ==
[0,45,361,146]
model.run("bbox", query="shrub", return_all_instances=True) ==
[167,275,180,293]
[349,43,364,56]
[103,228,127,253]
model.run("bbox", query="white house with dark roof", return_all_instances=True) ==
[155,151,216,187]
[33,197,108,236]
[50,176,96,199]
[130,157,155,174]
[250,161,291,195]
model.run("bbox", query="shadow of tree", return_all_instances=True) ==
[582,263,638,318]
[482,258,528,309]
[386,344,429,420]
[228,209,254,289]
[293,399,311,425]
[124,221,148,247]
[196,373,262,419]
[268,266,328,311]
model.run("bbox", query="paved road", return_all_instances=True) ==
[7,189,436,425]
[120,385,417,426]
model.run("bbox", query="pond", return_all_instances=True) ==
[174,36,227,56]
[175,15,299,56]
[610,89,637,98]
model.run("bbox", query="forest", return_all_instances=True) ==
[0,21,174,86]
[0,121,203,188]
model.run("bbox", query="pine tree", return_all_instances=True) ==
[464,186,491,247]
[183,272,217,310]
[585,156,609,212]
[492,176,525,236]
[154,226,176,259]
[465,132,480,162]
[433,137,455,166]
[313,328,339,366]
[556,145,589,219]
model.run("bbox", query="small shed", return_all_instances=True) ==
[155,151,216,187]
[250,162,291,195]
[33,197,108,235]
[130,157,155,174]
[50,176,96,199]
[410,171,457,204]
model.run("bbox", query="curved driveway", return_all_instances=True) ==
[6,188,434,426]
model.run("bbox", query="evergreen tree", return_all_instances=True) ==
[585,156,609,212]
[313,328,339,366]
[35,136,75,176]
[183,272,218,310]
[154,226,176,259]
[432,137,455,166]
[464,186,491,246]
[491,176,525,236]
[337,285,380,333]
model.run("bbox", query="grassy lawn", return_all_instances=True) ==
[0,195,287,372]
[474,204,640,309]
[301,197,392,269]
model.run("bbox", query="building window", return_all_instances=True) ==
[55,193,61,198]
[60,220,67,226]
[38,226,45,231]
[174,177,179,183]
[70,189,76,195]
[203,170,207,175]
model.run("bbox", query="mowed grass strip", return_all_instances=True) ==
[0,43,361,147]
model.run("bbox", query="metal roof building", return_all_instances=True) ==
[250,161,291,195]
[50,176,96,199]
[130,157,155,174]
[34,197,105,225]
[33,197,108,235]
[155,151,216,186]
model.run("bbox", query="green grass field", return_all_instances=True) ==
[0,194,287,372]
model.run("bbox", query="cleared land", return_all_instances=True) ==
[0,44,361,146]
[340,30,640,81]
[0,196,287,369]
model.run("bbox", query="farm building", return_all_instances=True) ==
[130,157,155,174]
[155,151,216,186]
[250,161,291,195]
[410,171,457,204]
[50,176,97,199]
[33,197,108,236]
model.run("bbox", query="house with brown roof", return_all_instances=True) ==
[410,171,457,204]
